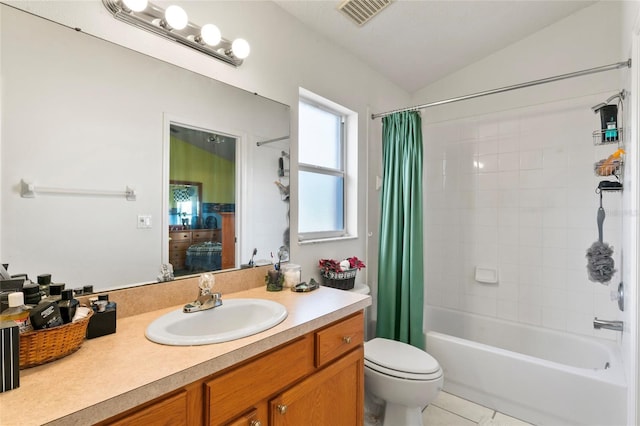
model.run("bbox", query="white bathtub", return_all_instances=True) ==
[425,306,627,426]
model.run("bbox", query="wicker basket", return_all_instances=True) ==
[320,268,357,290]
[19,308,93,369]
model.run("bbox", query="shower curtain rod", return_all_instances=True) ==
[371,59,631,120]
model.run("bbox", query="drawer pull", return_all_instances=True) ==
[277,404,288,415]
[342,336,352,344]
[250,420,262,426]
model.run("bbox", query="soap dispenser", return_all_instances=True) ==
[58,289,79,324]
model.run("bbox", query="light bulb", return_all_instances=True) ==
[122,0,147,12]
[231,38,250,59]
[165,5,188,30]
[200,24,221,46]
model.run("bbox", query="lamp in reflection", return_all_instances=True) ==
[102,0,250,66]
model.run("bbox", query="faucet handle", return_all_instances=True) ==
[199,273,215,295]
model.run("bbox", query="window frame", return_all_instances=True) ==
[297,94,353,242]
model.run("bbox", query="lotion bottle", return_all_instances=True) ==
[0,292,33,333]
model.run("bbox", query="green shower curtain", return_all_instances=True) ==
[376,111,425,349]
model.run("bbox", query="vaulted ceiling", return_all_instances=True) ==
[273,0,596,93]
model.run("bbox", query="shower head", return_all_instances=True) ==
[591,90,626,114]
[591,102,608,113]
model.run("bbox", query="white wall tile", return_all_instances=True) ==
[520,150,543,170]
[423,95,624,341]
[499,151,520,171]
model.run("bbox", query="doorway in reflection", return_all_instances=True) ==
[168,123,236,276]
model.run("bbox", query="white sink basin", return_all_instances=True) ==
[145,298,288,346]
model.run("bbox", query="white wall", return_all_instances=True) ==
[0,1,410,289]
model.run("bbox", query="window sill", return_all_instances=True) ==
[298,235,358,245]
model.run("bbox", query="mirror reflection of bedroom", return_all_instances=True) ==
[168,123,236,277]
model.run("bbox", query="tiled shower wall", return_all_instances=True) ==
[424,94,624,341]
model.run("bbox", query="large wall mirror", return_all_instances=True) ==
[0,5,290,291]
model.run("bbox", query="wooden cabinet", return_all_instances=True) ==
[206,312,363,426]
[220,213,235,270]
[99,312,364,426]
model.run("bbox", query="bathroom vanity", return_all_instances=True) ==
[0,281,369,425]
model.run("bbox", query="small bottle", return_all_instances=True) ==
[41,282,65,304]
[58,289,79,324]
[37,273,52,298]
[0,292,33,333]
[22,282,42,305]
[98,294,116,311]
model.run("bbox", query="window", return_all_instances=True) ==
[298,89,357,242]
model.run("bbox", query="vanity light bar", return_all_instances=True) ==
[102,0,248,67]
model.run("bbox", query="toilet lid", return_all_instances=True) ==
[364,338,440,375]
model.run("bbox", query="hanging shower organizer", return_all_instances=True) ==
[592,91,626,191]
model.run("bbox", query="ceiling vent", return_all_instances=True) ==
[338,0,392,27]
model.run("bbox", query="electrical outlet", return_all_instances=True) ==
[137,215,152,229]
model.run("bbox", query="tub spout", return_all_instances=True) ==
[593,317,623,332]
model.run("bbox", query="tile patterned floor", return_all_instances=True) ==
[365,391,535,426]
[423,392,535,425]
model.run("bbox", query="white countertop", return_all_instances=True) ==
[0,286,370,426]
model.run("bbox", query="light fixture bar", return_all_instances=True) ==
[102,0,246,67]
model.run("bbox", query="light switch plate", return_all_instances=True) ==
[137,215,152,229]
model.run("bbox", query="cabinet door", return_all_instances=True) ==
[270,347,364,426]
[220,213,235,269]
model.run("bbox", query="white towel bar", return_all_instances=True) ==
[20,179,136,201]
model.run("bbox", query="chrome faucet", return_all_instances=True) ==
[593,317,623,332]
[183,273,222,313]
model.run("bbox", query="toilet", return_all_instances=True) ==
[364,337,443,426]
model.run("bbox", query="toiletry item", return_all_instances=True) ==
[266,269,283,291]
[291,278,320,292]
[29,302,64,330]
[86,295,116,339]
[37,274,51,298]
[597,148,625,176]
[282,264,302,288]
[0,264,10,280]
[599,104,618,142]
[0,321,20,392]
[21,283,41,305]
[0,292,32,333]
[41,282,65,304]
[72,306,91,322]
[58,289,79,324]
[0,279,24,312]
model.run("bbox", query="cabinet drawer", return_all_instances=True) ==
[315,312,364,367]
[193,230,214,242]
[169,241,191,251]
[104,390,188,426]
[170,231,191,241]
[205,334,314,425]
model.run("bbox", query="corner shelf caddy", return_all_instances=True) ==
[592,90,625,192]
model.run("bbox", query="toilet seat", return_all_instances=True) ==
[365,338,442,381]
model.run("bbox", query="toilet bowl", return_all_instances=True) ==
[364,337,443,426]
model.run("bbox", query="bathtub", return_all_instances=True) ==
[425,306,627,426]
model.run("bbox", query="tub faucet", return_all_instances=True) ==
[593,317,623,332]
[183,273,222,313]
